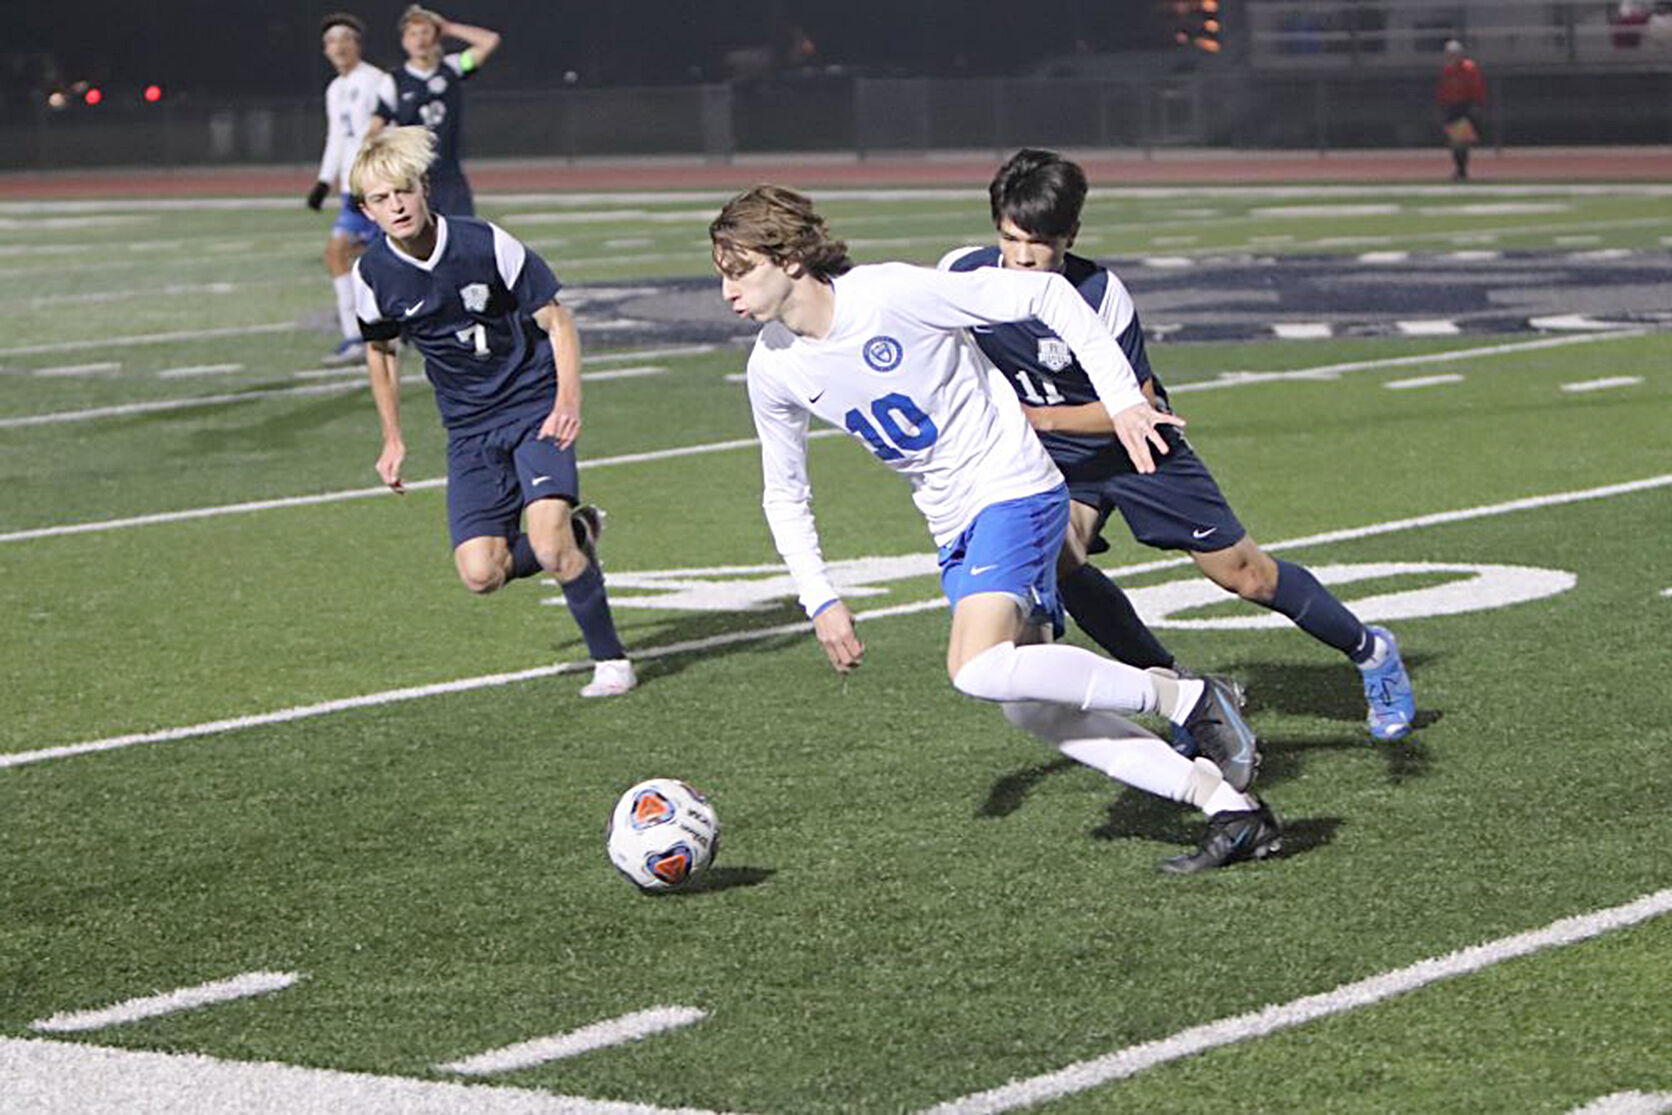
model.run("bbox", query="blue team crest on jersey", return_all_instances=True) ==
[862,335,903,372]
[459,283,490,313]
[1038,337,1073,371]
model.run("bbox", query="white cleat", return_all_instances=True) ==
[580,658,636,698]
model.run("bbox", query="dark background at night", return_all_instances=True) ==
[9,0,1181,106]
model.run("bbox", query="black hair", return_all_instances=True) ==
[320,12,366,37]
[988,148,1088,239]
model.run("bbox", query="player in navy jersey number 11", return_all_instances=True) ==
[348,127,634,698]
[712,185,1279,874]
[946,149,1415,743]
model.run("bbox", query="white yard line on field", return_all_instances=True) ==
[437,1008,709,1076]
[0,1036,731,1115]
[29,973,300,1034]
[1571,1093,1672,1115]
[921,887,1672,1114]
[3,471,1668,772]
[0,432,838,545]
[4,328,1645,538]
[0,321,293,358]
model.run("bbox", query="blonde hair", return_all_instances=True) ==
[709,185,852,281]
[399,4,443,33]
[348,126,436,200]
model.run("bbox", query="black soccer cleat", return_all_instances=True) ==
[1160,799,1282,875]
[1179,675,1260,792]
[571,504,606,565]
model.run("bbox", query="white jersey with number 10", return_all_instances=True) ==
[745,261,1148,615]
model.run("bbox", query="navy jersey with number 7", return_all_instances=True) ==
[352,216,561,435]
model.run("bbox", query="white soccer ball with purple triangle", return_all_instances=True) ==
[606,778,720,891]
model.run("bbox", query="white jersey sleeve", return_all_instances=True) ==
[747,328,839,617]
[319,63,387,192]
[875,264,1146,417]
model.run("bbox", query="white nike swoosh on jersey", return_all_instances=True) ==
[970,564,998,575]
[1192,527,1217,539]
[531,475,551,486]
[402,300,425,317]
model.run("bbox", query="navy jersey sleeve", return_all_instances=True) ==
[350,260,402,343]
[488,222,561,311]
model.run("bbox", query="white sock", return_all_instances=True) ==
[953,641,1157,715]
[1002,702,1203,805]
[333,272,357,340]
[1359,632,1389,669]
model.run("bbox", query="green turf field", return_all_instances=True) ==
[2,184,1670,1113]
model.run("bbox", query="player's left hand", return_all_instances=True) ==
[540,400,581,449]
[1110,402,1184,474]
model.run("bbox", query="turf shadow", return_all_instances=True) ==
[652,865,775,896]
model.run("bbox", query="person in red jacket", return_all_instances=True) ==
[1436,39,1486,181]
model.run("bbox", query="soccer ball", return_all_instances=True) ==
[605,778,720,891]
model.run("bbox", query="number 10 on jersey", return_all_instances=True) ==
[843,392,938,461]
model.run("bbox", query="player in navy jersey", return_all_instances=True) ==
[713,186,1278,874]
[945,149,1415,742]
[349,127,634,698]
[369,5,500,218]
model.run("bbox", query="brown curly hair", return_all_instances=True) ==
[709,185,852,281]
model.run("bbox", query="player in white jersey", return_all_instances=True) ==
[309,14,387,367]
[711,186,1281,874]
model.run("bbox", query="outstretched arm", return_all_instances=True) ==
[533,299,582,448]
[366,340,406,493]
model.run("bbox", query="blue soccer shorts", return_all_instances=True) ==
[445,412,578,547]
[939,484,1069,634]
[1068,437,1246,554]
[332,194,379,245]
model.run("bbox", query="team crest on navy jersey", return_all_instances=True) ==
[1038,337,1073,372]
[459,282,490,313]
[862,335,903,372]
[427,75,448,95]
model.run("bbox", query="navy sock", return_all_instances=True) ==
[560,560,626,662]
[1059,563,1174,670]
[508,534,542,581]
[1268,559,1373,662]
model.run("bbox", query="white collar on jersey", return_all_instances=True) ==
[386,215,449,272]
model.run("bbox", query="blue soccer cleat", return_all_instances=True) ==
[1359,625,1415,741]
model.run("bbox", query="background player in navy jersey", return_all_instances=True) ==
[713,186,1278,874]
[348,127,634,698]
[942,149,1415,742]
[369,5,500,218]
[310,14,387,367]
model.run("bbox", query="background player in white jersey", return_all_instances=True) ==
[711,186,1280,874]
[309,14,387,367]
[349,127,634,698]
[946,149,1416,743]
[369,5,500,218]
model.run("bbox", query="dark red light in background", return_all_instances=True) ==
[83,87,102,106]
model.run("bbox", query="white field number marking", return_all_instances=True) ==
[579,560,1576,628]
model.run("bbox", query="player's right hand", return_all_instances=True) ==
[375,441,406,494]
[813,601,864,674]
[306,181,330,210]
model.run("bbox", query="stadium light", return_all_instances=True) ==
[143,84,163,103]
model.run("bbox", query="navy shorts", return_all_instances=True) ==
[1067,438,1246,554]
[427,173,476,218]
[445,412,576,547]
[939,484,1068,635]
